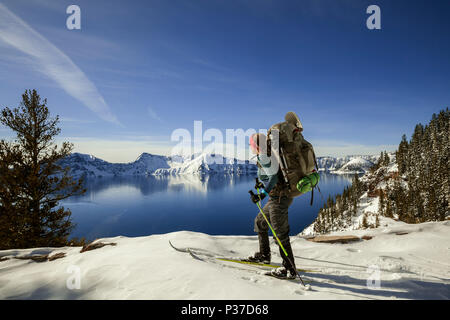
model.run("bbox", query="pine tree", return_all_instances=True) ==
[362,213,369,229]
[0,90,86,249]
[375,214,380,228]
[396,134,409,175]
[378,191,385,216]
[383,151,390,166]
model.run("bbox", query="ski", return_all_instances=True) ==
[185,245,314,284]
[169,240,190,253]
[187,248,204,261]
[217,257,317,273]
[169,240,315,287]
[170,240,316,271]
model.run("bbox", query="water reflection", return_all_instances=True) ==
[63,173,354,240]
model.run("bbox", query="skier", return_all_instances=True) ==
[248,132,298,279]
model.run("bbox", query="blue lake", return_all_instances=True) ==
[62,173,354,240]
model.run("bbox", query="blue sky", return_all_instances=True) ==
[0,0,449,162]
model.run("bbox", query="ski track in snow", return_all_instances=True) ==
[0,221,449,300]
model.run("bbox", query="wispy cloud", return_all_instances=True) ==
[0,4,121,125]
[60,117,97,124]
[147,106,164,123]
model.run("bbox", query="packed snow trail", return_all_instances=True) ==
[0,220,448,299]
[171,242,313,289]
[169,240,317,272]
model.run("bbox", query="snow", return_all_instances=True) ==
[332,157,375,174]
[1,221,448,300]
[154,153,257,176]
[316,155,378,174]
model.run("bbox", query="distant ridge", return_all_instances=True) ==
[59,152,380,178]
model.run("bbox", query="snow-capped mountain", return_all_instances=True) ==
[60,152,380,178]
[154,153,256,175]
[58,152,173,178]
[316,155,378,174]
[59,152,257,178]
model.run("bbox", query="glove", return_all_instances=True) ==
[250,191,266,204]
[254,179,265,190]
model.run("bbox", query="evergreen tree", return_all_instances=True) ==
[396,134,409,175]
[383,151,390,166]
[378,191,385,216]
[0,90,86,249]
[362,213,369,229]
[375,214,380,228]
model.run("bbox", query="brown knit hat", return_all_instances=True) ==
[285,111,303,131]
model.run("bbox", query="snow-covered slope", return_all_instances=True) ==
[0,220,448,299]
[301,152,407,236]
[332,157,376,174]
[316,155,378,174]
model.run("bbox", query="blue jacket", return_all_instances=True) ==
[256,154,279,196]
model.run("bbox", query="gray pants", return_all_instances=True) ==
[254,196,293,242]
[254,196,296,271]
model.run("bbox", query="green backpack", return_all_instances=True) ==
[267,112,320,204]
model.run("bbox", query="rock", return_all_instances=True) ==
[15,254,49,262]
[307,235,361,244]
[80,242,117,253]
[48,252,66,261]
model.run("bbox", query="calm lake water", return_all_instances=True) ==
[62,173,354,240]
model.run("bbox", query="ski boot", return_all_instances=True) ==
[246,252,271,264]
[270,266,297,279]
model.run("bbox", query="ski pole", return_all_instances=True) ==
[251,187,306,286]
[250,190,288,257]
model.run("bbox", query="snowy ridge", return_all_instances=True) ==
[316,155,378,174]
[60,152,379,178]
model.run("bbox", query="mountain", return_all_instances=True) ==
[154,153,257,175]
[316,155,378,174]
[58,152,172,178]
[60,152,379,178]
[59,152,257,178]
